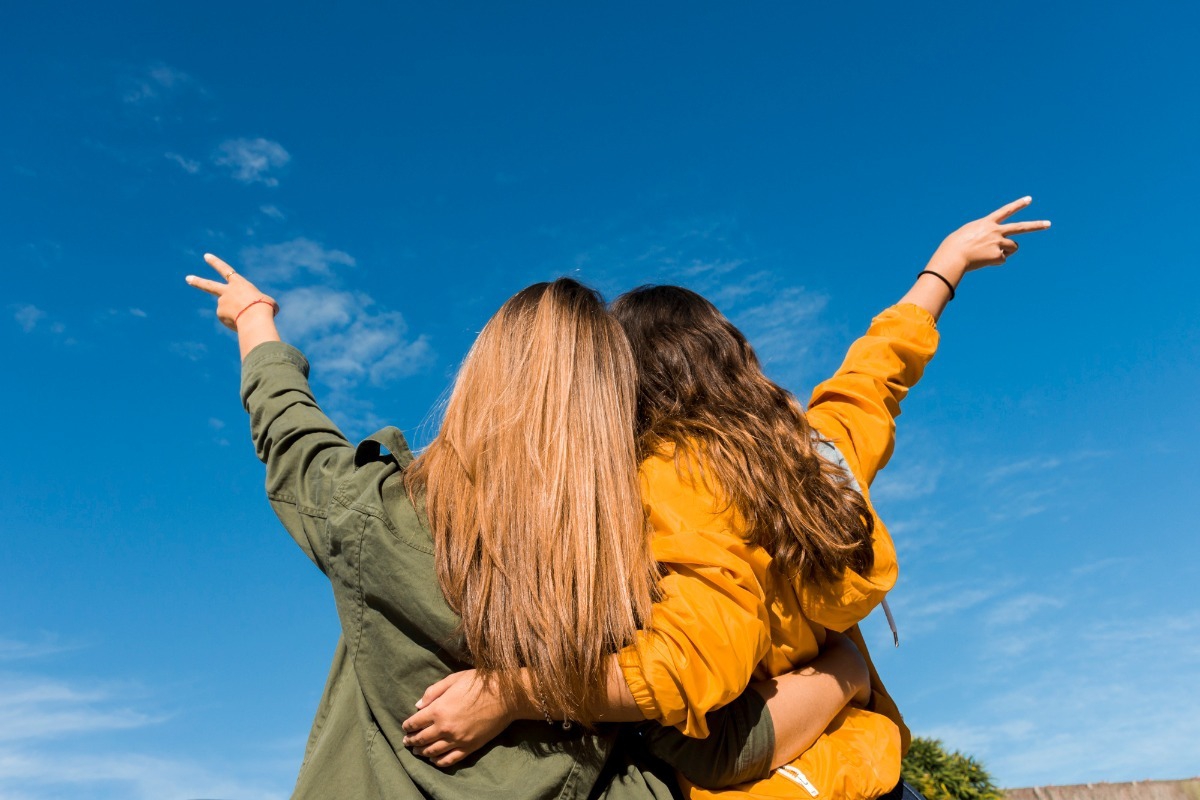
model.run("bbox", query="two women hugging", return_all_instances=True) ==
[187,197,1048,800]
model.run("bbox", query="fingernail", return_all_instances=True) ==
[185,275,196,283]
[1024,196,1032,202]
[203,253,215,260]
[415,700,424,709]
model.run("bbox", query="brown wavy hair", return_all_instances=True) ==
[404,278,656,723]
[610,285,873,585]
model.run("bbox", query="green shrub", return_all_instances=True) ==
[901,737,1003,800]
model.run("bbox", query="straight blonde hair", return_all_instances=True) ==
[405,278,655,722]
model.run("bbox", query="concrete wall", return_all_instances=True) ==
[1007,779,1200,800]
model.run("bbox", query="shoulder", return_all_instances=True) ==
[334,427,432,552]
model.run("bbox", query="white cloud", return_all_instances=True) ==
[168,341,208,361]
[890,583,1005,632]
[260,204,285,220]
[214,138,290,186]
[567,216,833,391]
[0,636,293,799]
[239,238,355,284]
[0,748,287,800]
[0,635,75,662]
[121,64,194,105]
[0,656,288,800]
[129,308,147,318]
[0,677,160,742]
[733,287,828,365]
[13,305,44,333]
[163,152,200,174]
[869,460,942,505]
[921,613,1200,787]
[207,238,434,433]
[983,592,1064,627]
[276,286,432,392]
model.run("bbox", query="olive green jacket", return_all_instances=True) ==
[241,341,684,800]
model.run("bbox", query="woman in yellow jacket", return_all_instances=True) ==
[402,198,1050,799]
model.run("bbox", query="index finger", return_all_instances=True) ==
[185,275,226,297]
[989,196,1033,222]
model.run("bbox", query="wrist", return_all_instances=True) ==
[924,252,967,286]
[234,298,278,329]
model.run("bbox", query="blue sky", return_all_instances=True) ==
[3,2,1198,797]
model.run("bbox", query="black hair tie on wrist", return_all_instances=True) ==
[917,270,956,300]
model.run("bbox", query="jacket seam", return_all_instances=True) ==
[350,514,368,668]
[266,491,328,519]
[334,492,435,555]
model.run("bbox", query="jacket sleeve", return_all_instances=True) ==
[806,303,939,489]
[617,458,774,739]
[240,341,356,573]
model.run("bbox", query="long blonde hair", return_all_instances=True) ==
[405,278,655,722]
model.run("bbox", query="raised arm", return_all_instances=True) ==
[807,197,1050,487]
[187,254,356,571]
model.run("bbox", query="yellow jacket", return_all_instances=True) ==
[618,303,940,799]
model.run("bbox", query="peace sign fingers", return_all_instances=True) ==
[989,196,1034,222]
[185,253,275,331]
[186,253,240,295]
[204,252,239,281]
[999,219,1052,236]
[185,274,229,296]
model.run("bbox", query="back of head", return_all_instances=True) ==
[405,278,654,723]
[611,284,874,585]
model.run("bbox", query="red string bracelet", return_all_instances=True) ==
[234,297,280,325]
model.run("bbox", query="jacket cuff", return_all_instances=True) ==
[887,302,938,330]
[618,644,664,724]
[242,340,309,374]
[240,342,310,407]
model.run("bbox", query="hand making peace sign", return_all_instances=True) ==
[185,253,279,331]
[929,196,1052,280]
[186,253,282,360]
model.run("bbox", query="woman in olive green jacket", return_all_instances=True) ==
[187,258,781,799]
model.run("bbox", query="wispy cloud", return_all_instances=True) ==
[168,341,208,362]
[121,64,194,105]
[229,238,434,433]
[731,287,828,383]
[920,611,1200,787]
[276,286,433,392]
[868,459,942,505]
[240,238,355,283]
[0,635,76,663]
[13,305,44,333]
[567,216,832,390]
[163,152,200,174]
[0,749,287,800]
[983,592,1064,627]
[0,636,289,800]
[0,676,161,742]
[889,582,1008,633]
[260,204,286,220]
[213,138,291,186]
